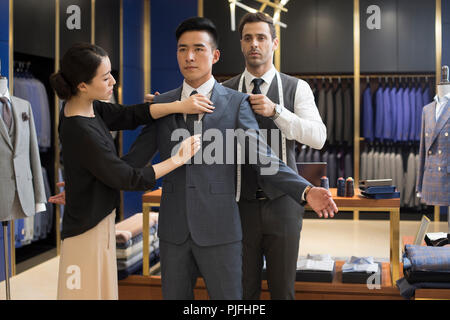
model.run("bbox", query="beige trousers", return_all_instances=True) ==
[57,210,118,300]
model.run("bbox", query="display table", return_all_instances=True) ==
[118,261,403,300]
[141,187,401,285]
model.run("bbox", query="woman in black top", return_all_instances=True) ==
[50,43,213,299]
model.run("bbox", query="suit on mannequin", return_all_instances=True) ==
[0,77,46,222]
[416,66,450,231]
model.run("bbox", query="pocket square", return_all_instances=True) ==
[22,112,29,121]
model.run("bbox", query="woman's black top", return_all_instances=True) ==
[59,100,156,240]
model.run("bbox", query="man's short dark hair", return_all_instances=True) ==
[238,12,277,40]
[175,17,219,49]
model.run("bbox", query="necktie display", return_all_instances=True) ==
[0,96,12,131]
[252,78,264,94]
[186,90,198,135]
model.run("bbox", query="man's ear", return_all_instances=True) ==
[212,49,220,65]
[272,37,279,52]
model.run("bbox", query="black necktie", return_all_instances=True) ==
[252,78,264,94]
[0,97,12,131]
[186,90,198,135]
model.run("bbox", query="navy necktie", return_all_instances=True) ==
[0,96,12,131]
[186,90,198,135]
[252,78,264,94]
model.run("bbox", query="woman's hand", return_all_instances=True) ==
[172,134,202,166]
[48,181,66,205]
[144,91,159,103]
[177,94,215,114]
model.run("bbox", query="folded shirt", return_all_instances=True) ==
[342,256,379,273]
[117,236,159,260]
[404,245,450,272]
[297,254,335,272]
[115,212,159,244]
[117,248,160,270]
[116,226,157,250]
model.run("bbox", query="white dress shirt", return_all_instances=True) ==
[243,66,326,149]
[434,92,450,121]
[181,76,215,122]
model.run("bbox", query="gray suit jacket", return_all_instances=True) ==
[123,82,310,246]
[0,96,46,221]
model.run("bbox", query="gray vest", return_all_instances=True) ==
[222,72,299,200]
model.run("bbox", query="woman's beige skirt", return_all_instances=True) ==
[57,210,118,300]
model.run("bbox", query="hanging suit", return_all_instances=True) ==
[362,85,374,141]
[416,100,450,206]
[343,87,353,144]
[0,96,46,222]
[374,86,384,140]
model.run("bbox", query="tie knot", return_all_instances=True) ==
[190,90,198,96]
[251,78,264,94]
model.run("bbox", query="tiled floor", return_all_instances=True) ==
[0,219,448,300]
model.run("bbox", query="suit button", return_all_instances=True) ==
[445,132,448,136]
[438,167,441,171]
[425,133,429,137]
[428,150,432,155]
[438,150,442,154]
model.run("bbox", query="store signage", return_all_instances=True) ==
[66,5,81,30]
[366,5,381,30]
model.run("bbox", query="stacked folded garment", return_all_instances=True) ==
[359,179,400,199]
[115,212,160,280]
[342,256,382,284]
[397,245,450,299]
[296,254,335,282]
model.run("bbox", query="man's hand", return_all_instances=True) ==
[144,91,160,103]
[48,182,66,205]
[306,187,338,218]
[249,94,276,117]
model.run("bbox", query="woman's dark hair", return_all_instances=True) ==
[238,12,277,40]
[175,17,219,49]
[50,42,108,100]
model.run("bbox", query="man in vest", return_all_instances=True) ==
[222,12,328,300]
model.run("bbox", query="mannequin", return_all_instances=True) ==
[416,66,450,233]
[0,63,47,299]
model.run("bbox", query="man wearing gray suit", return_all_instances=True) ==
[125,17,337,300]
[222,13,327,300]
[0,85,46,223]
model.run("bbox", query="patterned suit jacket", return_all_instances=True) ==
[416,100,449,205]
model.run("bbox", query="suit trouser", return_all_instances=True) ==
[238,194,303,300]
[159,236,242,300]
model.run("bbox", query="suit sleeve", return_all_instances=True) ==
[236,95,311,206]
[71,129,156,191]
[121,122,159,168]
[416,109,426,194]
[27,101,47,206]
[94,100,153,131]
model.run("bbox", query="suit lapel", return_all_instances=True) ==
[430,99,450,144]
[201,82,230,131]
[159,86,184,130]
